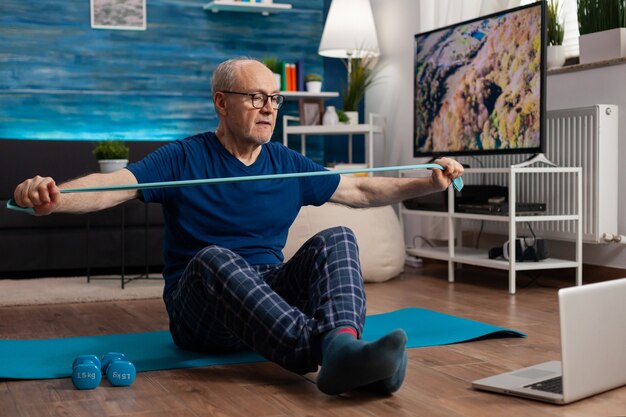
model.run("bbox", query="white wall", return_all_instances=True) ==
[366,0,437,243]
[367,0,626,269]
[365,0,416,169]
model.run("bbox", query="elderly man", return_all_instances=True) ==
[13,57,463,395]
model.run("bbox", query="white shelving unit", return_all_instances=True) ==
[203,1,292,16]
[281,91,339,100]
[282,113,385,168]
[401,166,583,294]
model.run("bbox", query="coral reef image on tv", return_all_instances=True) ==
[414,3,544,157]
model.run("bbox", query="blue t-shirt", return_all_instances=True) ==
[126,132,340,298]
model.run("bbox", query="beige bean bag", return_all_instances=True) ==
[284,203,405,282]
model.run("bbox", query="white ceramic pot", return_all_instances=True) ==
[98,159,128,173]
[546,45,566,69]
[579,28,626,65]
[345,111,359,125]
[306,81,322,93]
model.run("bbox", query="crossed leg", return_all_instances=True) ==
[167,226,406,393]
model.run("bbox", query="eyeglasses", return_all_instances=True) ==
[221,91,285,110]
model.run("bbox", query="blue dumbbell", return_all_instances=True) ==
[101,352,136,387]
[73,354,101,370]
[101,352,126,374]
[71,354,102,390]
[107,359,136,386]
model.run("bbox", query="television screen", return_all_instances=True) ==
[413,2,545,157]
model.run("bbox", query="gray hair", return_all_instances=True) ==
[211,57,259,95]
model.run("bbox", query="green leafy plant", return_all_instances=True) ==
[261,56,281,74]
[341,54,378,112]
[304,73,322,82]
[577,0,626,35]
[547,0,565,45]
[93,140,129,160]
[336,109,349,123]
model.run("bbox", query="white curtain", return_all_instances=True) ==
[560,0,581,58]
[417,0,580,57]
[416,0,524,34]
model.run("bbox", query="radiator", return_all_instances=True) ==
[459,105,619,243]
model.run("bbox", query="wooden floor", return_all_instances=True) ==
[1,262,625,417]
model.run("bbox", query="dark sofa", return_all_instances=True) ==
[0,140,166,277]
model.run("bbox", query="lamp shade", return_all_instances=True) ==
[318,0,380,59]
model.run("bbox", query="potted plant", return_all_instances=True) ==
[547,0,566,69]
[304,73,323,93]
[341,55,378,124]
[577,0,626,64]
[336,108,349,124]
[261,56,282,90]
[93,140,130,173]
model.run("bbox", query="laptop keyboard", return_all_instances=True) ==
[524,376,563,394]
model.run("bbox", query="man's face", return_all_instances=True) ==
[220,61,279,146]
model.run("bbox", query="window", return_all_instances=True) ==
[522,0,580,58]
[560,0,580,58]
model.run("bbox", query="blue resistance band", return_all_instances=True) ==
[6,164,463,215]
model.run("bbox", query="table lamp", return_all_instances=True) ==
[318,0,380,81]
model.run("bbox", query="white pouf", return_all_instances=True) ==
[284,203,405,282]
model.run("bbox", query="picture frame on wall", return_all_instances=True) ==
[298,99,324,126]
[91,0,147,31]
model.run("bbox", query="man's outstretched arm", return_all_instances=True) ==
[329,157,464,208]
[13,169,140,216]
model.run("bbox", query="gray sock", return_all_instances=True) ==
[360,350,408,394]
[316,328,407,395]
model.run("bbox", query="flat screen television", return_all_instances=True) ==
[413,2,546,158]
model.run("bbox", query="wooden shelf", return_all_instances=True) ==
[203,1,292,15]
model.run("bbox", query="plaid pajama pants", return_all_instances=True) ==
[165,226,366,374]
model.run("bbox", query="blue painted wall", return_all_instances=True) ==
[0,0,325,148]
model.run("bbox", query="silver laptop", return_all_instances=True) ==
[472,277,626,404]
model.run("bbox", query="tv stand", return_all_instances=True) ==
[512,153,557,168]
[400,165,583,294]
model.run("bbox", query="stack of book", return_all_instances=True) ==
[280,60,304,92]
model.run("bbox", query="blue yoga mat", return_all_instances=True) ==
[0,308,524,380]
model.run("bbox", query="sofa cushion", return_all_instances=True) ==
[284,203,405,282]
